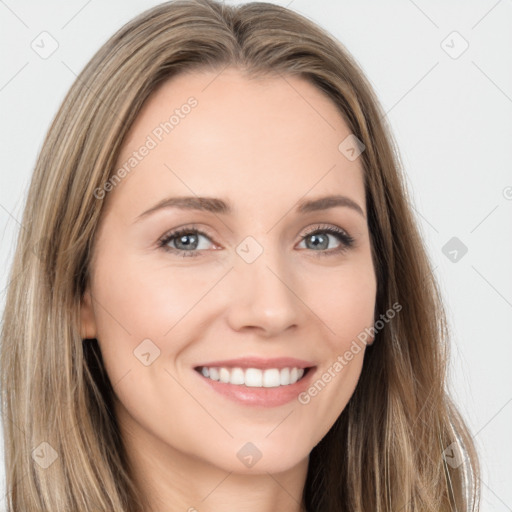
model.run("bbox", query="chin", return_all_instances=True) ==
[208,438,311,475]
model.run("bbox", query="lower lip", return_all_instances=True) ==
[194,367,317,407]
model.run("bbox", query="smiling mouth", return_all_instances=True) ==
[194,365,312,388]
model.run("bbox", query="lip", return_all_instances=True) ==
[193,356,315,370]
[193,361,318,408]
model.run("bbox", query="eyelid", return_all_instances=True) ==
[301,223,350,239]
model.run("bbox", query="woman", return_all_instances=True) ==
[0,0,480,510]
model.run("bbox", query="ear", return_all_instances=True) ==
[80,289,98,339]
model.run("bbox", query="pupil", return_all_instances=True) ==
[178,234,197,249]
[309,234,327,250]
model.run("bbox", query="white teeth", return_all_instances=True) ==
[198,366,306,387]
[208,367,220,381]
[280,367,290,385]
[245,368,262,387]
[263,368,280,388]
[230,367,245,385]
[219,367,230,383]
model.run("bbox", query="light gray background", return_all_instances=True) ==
[1,0,511,510]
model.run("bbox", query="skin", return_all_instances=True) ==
[81,67,377,512]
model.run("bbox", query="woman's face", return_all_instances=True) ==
[81,67,377,477]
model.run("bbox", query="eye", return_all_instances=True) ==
[157,223,355,258]
[297,224,355,256]
[158,226,215,257]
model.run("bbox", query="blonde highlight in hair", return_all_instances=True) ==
[0,1,480,510]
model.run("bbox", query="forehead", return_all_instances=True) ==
[110,67,366,217]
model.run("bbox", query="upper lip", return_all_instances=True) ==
[194,357,316,370]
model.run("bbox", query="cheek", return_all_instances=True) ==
[88,252,194,385]
[89,247,228,390]
[92,252,203,338]
[304,257,377,347]
[295,264,375,438]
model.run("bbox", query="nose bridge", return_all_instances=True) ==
[226,233,301,334]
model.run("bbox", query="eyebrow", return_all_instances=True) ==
[135,194,365,221]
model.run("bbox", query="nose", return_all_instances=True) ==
[225,244,301,337]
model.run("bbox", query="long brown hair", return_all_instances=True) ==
[0,1,480,510]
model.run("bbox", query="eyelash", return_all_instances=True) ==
[157,224,355,258]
